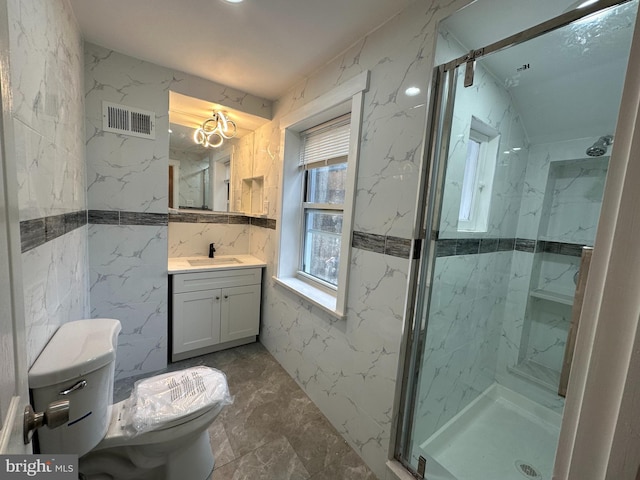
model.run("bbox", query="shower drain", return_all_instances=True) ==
[515,460,541,478]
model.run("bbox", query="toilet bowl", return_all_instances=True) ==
[29,319,232,480]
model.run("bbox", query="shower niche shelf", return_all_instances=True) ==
[509,360,561,392]
[529,289,573,306]
[241,175,265,216]
[516,292,572,393]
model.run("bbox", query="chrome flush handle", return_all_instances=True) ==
[59,379,87,396]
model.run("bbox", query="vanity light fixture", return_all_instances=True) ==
[193,110,237,148]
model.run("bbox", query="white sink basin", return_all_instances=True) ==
[188,257,241,266]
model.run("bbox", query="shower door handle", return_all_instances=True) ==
[559,246,593,398]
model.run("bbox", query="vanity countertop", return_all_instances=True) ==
[168,255,267,274]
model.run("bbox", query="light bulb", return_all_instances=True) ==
[193,128,206,144]
[206,132,224,148]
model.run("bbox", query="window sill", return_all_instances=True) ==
[273,276,345,320]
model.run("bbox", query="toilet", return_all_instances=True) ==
[29,319,232,480]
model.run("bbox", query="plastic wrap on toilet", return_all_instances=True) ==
[122,366,233,437]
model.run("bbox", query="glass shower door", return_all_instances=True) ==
[398,1,637,479]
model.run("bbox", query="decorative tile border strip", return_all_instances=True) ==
[250,217,277,230]
[89,210,168,226]
[434,235,588,258]
[168,212,276,229]
[21,209,275,254]
[352,231,412,259]
[20,210,87,253]
[536,240,585,257]
[230,215,251,225]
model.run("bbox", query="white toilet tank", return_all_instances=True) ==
[29,319,121,457]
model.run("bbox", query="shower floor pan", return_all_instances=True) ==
[420,384,561,480]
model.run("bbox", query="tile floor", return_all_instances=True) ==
[114,342,378,480]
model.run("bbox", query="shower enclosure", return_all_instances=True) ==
[395,1,638,479]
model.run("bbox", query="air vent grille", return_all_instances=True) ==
[102,101,155,139]
[131,111,152,135]
[107,105,130,131]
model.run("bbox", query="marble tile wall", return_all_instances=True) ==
[250,1,478,477]
[84,44,272,380]
[84,43,172,379]
[515,137,608,241]
[167,212,278,258]
[88,224,168,379]
[411,250,510,450]
[22,227,89,367]
[542,157,608,245]
[168,220,250,258]
[496,137,610,412]
[524,297,572,371]
[7,0,90,367]
[231,133,256,214]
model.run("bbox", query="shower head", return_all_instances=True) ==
[586,135,614,157]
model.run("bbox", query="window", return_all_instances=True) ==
[299,115,350,288]
[458,117,499,232]
[275,71,369,319]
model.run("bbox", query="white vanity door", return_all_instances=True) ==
[220,284,261,343]
[173,289,222,354]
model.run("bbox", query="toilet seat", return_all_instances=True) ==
[92,366,231,452]
[123,366,231,436]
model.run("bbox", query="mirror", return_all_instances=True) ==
[169,123,232,211]
[168,91,267,213]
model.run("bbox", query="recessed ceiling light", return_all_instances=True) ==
[577,0,599,8]
[563,0,600,12]
[405,86,421,97]
[512,147,522,151]
[223,0,243,3]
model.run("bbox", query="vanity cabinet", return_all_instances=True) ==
[171,267,262,361]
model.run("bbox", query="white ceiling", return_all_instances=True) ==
[69,0,414,101]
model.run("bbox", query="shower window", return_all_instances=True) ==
[458,136,482,223]
[458,119,499,232]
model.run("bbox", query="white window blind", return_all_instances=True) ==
[299,114,351,167]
